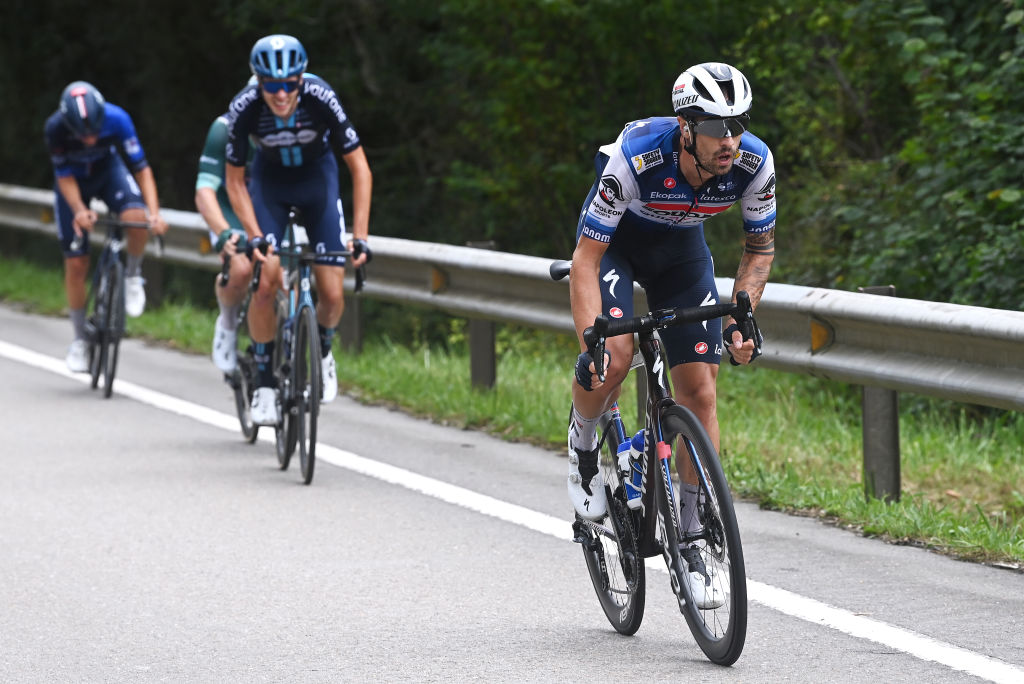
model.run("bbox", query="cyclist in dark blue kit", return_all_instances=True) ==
[566,63,775,605]
[225,35,372,425]
[44,81,169,372]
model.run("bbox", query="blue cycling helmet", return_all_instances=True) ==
[249,35,308,79]
[59,81,106,137]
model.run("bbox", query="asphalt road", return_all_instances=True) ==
[0,304,1021,683]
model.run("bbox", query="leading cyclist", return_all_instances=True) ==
[567,63,775,532]
[224,35,373,425]
[44,81,169,372]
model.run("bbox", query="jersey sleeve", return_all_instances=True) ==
[739,146,777,235]
[105,104,148,173]
[225,86,260,167]
[580,135,640,243]
[43,114,74,177]
[196,116,228,191]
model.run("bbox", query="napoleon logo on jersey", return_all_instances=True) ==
[599,175,625,206]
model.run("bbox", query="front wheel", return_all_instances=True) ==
[576,410,646,635]
[294,306,321,485]
[658,404,747,666]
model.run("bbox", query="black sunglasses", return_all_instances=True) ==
[690,114,750,138]
[261,79,301,94]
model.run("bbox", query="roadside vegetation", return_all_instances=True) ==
[2,253,1020,569]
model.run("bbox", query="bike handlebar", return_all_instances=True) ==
[552,253,763,381]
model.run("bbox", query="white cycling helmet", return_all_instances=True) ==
[671,62,752,118]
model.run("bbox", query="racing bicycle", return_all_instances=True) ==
[76,217,159,399]
[273,209,368,484]
[550,259,759,666]
[218,240,269,444]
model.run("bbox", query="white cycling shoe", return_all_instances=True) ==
[681,545,726,610]
[125,276,146,318]
[250,387,279,426]
[65,339,89,373]
[211,315,238,374]
[568,444,607,521]
[321,350,337,403]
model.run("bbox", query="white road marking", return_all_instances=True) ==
[2,339,1021,683]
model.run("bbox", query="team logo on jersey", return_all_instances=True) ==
[598,175,625,206]
[261,129,320,147]
[735,150,763,174]
[123,137,141,157]
[609,307,624,319]
[757,173,776,202]
[664,177,677,189]
[695,342,709,355]
[631,149,664,173]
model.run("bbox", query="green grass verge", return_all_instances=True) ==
[3,254,1021,568]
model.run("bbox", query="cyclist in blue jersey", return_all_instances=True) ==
[224,35,372,425]
[195,107,255,374]
[44,81,169,372]
[567,63,774,537]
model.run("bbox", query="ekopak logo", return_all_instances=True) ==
[610,307,624,318]
[695,342,709,354]
[664,177,677,189]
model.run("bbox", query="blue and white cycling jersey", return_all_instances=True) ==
[44,103,149,180]
[579,116,776,243]
[224,74,361,169]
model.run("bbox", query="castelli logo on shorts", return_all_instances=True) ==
[609,307,624,318]
[695,342,709,354]
[664,178,677,189]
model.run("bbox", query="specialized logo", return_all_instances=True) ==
[598,175,625,206]
[664,177,677,189]
[757,173,776,202]
[695,342,709,355]
[609,307,623,318]
[602,269,621,298]
[699,291,716,330]
[631,149,663,173]
[735,150,763,174]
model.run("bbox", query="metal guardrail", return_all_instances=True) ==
[6,181,1024,500]
[3,181,1023,411]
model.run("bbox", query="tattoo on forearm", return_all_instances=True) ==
[743,229,775,256]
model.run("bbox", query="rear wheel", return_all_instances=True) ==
[658,404,746,666]
[231,357,259,444]
[294,306,321,485]
[577,410,645,635]
[101,261,124,399]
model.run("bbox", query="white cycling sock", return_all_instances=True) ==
[568,405,599,452]
[218,302,240,331]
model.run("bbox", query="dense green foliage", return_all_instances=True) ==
[2,0,1021,308]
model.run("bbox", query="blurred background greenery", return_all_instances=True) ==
[2,0,1022,309]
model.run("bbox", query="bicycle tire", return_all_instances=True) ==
[273,293,297,470]
[294,306,321,484]
[101,260,124,399]
[87,272,105,391]
[577,412,646,635]
[658,403,747,666]
[232,358,259,443]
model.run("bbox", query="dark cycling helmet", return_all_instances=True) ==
[59,81,106,138]
[249,34,308,79]
[671,62,752,118]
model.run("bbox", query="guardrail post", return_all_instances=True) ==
[338,294,363,354]
[858,285,900,502]
[466,240,498,389]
